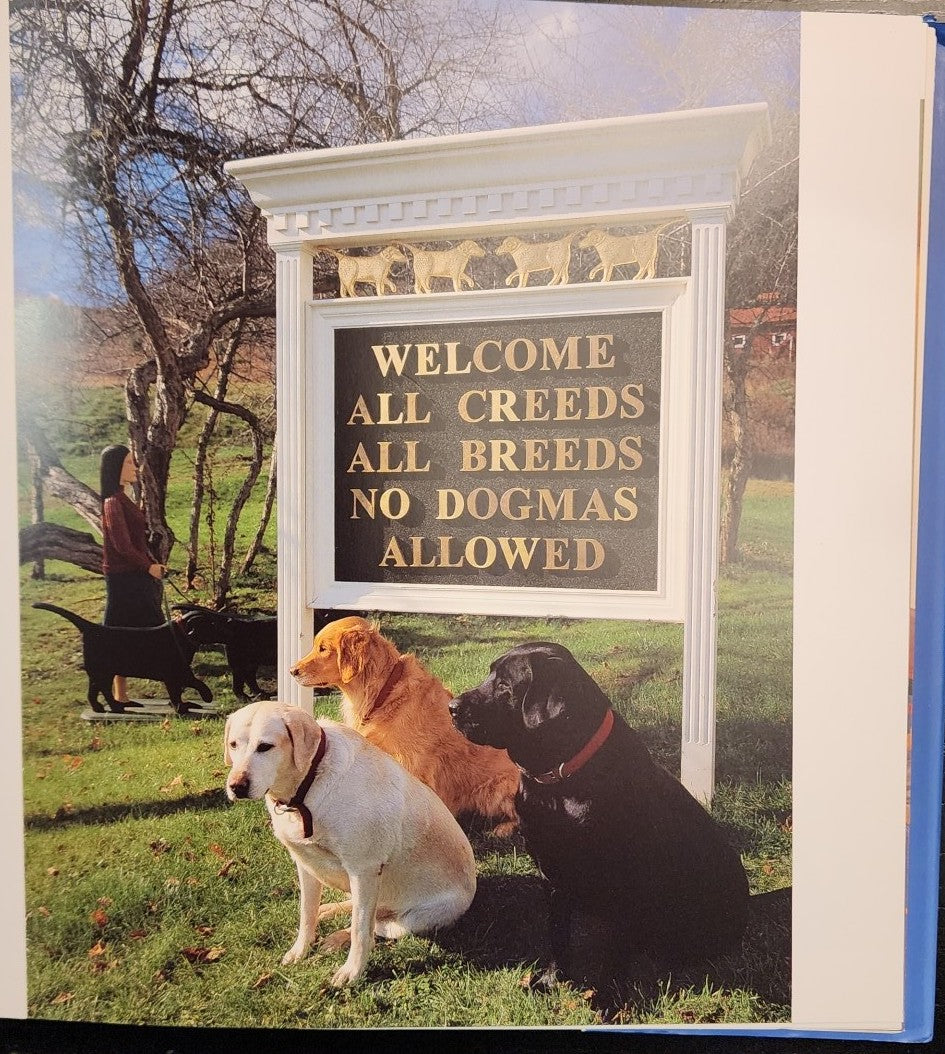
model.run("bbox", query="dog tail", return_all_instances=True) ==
[32,602,97,632]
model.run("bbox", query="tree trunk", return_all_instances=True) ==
[19,522,103,575]
[721,346,753,565]
[29,450,45,580]
[242,442,277,576]
[20,421,102,534]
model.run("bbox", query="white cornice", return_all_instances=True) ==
[225,104,770,246]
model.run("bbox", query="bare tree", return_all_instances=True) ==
[11,0,524,591]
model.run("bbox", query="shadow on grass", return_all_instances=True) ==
[430,874,791,1017]
[24,788,227,831]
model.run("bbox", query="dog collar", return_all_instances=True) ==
[361,658,405,723]
[275,729,327,838]
[527,709,616,785]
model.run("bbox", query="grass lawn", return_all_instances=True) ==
[18,478,793,1028]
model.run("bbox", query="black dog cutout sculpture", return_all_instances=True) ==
[34,602,213,715]
[449,641,750,994]
[173,605,277,701]
[173,605,362,700]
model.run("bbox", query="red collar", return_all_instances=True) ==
[361,658,405,723]
[274,729,327,838]
[527,709,615,785]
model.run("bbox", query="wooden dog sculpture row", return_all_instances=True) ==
[320,225,672,296]
[33,602,212,715]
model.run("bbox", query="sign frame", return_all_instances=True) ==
[307,279,693,620]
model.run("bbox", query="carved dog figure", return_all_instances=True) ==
[580,224,672,282]
[33,602,212,714]
[406,241,484,293]
[449,642,749,992]
[326,245,407,297]
[174,605,277,701]
[224,701,476,986]
[290,616,520,835]
[496,234,575,287]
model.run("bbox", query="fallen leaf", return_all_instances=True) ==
[208,843,227,859]
[88,940,106,958]
[251,972,273,989]
[35,906,51,917]
[161,718,171,731]
[88,736,103,751]
[180,946,224,964]
[217,858,237,878]
[195,924,214,936]
[97,896,113,908]
[90,909,108,928]
[762,861,774,875]
[62,755,83,771]
[129,930,148,940]
[160,774,184,793]
[149,839,171,856]
[164,877,180,889]
[46,867,59,877]
[50,992,74,1005]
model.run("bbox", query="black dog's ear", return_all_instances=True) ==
[521,655,569,729]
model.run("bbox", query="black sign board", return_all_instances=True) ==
[333,311,662,591]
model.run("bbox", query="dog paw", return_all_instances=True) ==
[317,928,351,954]
[280,942,311,965]
[488,820,518,838]
[330,960,363,987]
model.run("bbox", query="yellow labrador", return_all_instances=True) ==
[224,701,476,986]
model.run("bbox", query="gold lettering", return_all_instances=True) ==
[587,334,616,369]
[618,436,643,471]
[444,342,472,375]
[379,536,408,567]
[465,536,497,569]
[472,340,502,373]
[415,343,441,375]
[523,388,550,422]
[585,438,616,472]
[347,394,373,426]
[621,383,645,419]
[348,442,375,473]
[497,537,540,569]
[613,487,638,521]
[539,335,580,371]
[579,489,611,521]
[574,538,605,571]
[457,390,487,424]
[505,338,538,372]
[437,489,464,520]
[544,538,570,570]
[499,488,532,521]
[467,487,499,520]
[586,386,617,421]
[554,388,582,422]
[536,489,576,521]
[461,440,487,472]
[410,536,438,568]
[371,344,411,377]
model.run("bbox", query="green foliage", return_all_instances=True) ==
[20,480,792,1027]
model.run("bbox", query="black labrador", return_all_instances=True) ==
[449,641,749,992]
[34,602,213,715]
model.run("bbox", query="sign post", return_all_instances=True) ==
[226,104,770,803]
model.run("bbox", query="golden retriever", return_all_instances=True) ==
[290,617,520,835]
[224,701,476,986]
